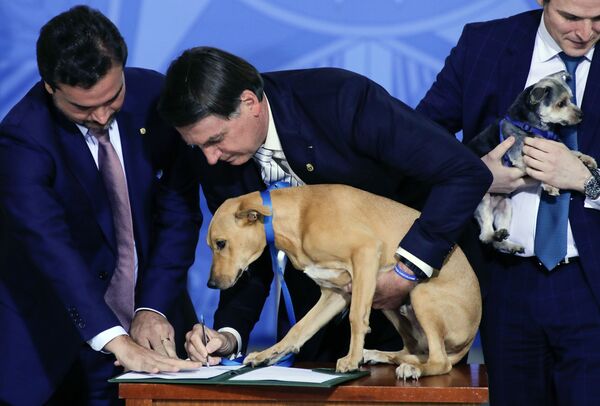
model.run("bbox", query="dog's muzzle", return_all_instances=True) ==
[207,267,247,290]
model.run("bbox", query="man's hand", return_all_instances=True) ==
[185,324,237,366]
[130,310,177,358]
[371,263,417,310]
[481,136,534,194]
[522,137,590,193]
[104,335,202,373]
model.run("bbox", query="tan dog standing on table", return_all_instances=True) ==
[207,184,481,379]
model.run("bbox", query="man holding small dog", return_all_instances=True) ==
[158,47,492,366]
[417,0,600,403]
[0,6,202,405]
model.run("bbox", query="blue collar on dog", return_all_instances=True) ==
[498,117,562,166]
[252,181,295,367]
[500,116,561,142]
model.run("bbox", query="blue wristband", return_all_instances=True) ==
[393,263,418,282]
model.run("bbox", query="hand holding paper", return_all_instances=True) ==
[105,335,203,374]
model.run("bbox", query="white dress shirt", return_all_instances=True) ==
[507,15,599,258]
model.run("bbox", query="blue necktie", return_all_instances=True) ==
[534,53,584,270]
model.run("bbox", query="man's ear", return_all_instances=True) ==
[43,82,55,95]
[240,89,260,116]
[529,86,548,105]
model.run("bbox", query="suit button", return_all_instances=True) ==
[306,163,314,172]
[77,319,86,329]
[99,271,109,280]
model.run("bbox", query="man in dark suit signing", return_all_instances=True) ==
[157,47,492,367]
[0,6,202,405]
[417,0,600,404]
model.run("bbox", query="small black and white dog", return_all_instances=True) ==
[468,71,596,254]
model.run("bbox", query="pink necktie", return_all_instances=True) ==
[90,128,135,330]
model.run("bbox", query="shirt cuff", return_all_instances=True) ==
[87,326,128,352]
[135,307,167,320]
[218,327,242,355]
[584,196,600,210]
[395,247,434,278]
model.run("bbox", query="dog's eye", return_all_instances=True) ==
[215,239,227,251]
[557,100,566,107]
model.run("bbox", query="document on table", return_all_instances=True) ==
[228,366,339,383]
[112,365,243,381]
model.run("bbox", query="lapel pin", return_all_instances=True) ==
[139,127,146,135]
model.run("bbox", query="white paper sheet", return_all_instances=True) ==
[113,365,243,381]
[228,366,337,383]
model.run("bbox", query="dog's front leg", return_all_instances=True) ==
[244,288,349,367]
[336,247,380,373]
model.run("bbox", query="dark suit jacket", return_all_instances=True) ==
[0,68,200,405]
[191,68,491,359]
[417,10,600,307]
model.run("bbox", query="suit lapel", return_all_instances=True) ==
[118,112,149,261]
[579,52,600,153]
[56,121,117,253]
[499,21,538,112]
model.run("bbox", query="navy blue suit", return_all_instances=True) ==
[418,10,600,405]
[191,68,491,360]
[0,68,200,405]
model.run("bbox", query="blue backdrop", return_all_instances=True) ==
[0,0,538,349]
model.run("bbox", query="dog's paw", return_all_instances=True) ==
[396,363,422,381]
[362,349,387,364]
[493,240,524,254]
[244,350,274,367]
[573,151,597,170]
[493,229,509,241]
[541,183,560,196]
[336,355,361,373]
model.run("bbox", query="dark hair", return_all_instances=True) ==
[36,5,127,89]
[158,47,264,127]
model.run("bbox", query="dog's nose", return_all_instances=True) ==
[207,279,218,289]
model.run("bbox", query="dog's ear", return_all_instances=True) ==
[529,86,549,105]
[235,205,272,224]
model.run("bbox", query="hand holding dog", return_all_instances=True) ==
[184,323,237,365]
[482,136,534,194]
[523,137,589,193]
[371,263,417,310]
[130,310,177,358]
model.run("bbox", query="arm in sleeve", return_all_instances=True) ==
[136,141,202,315]
[0,128,120,339]
[341,76,492,270]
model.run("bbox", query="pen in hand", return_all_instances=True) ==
[200,313,210,368]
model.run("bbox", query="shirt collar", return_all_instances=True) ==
[261,95,283,152]
[76,121,116,143]
[536,11,595,63]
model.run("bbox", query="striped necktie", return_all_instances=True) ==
[253,146,301,187]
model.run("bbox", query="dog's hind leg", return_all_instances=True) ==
[474,196,496,244]
[244,289,348,367]
[336,245,381,373]
[491,196,524,254]
[394,294,453,380]
[363,307,426,367]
